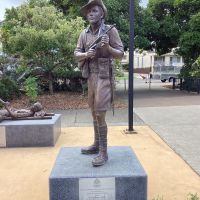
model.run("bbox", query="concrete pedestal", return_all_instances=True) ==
[49,146,147,200]
[0,114,61,147]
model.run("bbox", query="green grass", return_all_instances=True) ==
[115,74,128,80]
[152,195,164,200]
[187,193,199,200]
[151,193,199,200]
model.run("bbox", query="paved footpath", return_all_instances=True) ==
[54,78,200,176]
[121,78,200,176]
[135,105,200,176]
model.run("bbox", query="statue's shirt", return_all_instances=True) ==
[74,23,124,63]
[74,23,124,111]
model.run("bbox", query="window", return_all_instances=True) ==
[142,57,143,68]
[170,57,173,65]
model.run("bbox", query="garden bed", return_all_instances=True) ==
[10,92,127,110]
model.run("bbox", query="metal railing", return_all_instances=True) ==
[153,65,181,73]
[172,77,200,94]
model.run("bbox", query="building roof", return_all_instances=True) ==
[162,51,180,57]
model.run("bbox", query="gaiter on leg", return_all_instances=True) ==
[81,120,99,154]
[92,125,108,166]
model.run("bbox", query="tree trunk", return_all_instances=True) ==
[48,72,53,95]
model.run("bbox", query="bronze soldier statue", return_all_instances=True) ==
[74,0,124,166]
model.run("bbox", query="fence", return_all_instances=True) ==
[153,65,180,73]
[172,77,200,94]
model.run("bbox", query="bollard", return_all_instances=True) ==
[124,78,127,92]
[172,78,176,89]
[197,79,200,94]
[180,78,183,90]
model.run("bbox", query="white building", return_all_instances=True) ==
[122,49,184,81]
[153,51,184,81]
[121,50,156,74]
[0,21,3,54]
[154,52,184,68]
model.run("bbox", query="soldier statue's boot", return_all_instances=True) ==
[81,121,99,154]
[92,125,108,167]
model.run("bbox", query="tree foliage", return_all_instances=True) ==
[148,0,180,54]
[148,0,200,77]
[50,0,152,50]
[1,1,85,94]
[178,12,200,75]
[189,56,200,77]
[49,0,85,18]
[104,0,130,50]
[175,1,200,76]
[174,0,200,30]
[134,8,160,50]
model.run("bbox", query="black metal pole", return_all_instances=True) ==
[128,0,134,131]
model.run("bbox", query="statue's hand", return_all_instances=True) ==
[86,48,96,59]
[34,110,46,117]
[100,34,109,48]
[4,101,10,107]
[0,98,10,106]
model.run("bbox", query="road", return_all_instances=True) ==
[116,77,200,107]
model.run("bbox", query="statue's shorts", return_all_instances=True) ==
[88,73,111,112]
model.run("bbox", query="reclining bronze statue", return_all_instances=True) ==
[0,98,54,122]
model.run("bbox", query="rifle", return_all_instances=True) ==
[78,24,116,78]
[88,24,116,50]
[88,24,116,115]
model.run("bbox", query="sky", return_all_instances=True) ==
[0,0,149,21]
[0,0,25,21]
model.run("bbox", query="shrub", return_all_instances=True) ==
[24,76,38,102]
[122,63,129,71]
[113,59,124,77]
[0,76,19,101]
[189,56,200,77]
[187,193,199,200]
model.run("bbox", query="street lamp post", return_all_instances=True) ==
[128,0,135,132]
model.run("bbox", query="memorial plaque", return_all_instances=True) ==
[79,177,115,200]
[0,126,6,147]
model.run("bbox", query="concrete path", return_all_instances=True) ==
[116,78,200,176]
[54,108,144,127]
[134,105,200,176]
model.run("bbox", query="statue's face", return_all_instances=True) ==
[86,5,103,25]
[30,102,43,112]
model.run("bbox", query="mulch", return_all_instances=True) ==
[10,92,127,110]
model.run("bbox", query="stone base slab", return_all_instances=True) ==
[0,114,61,147]
[49,146,147,200]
